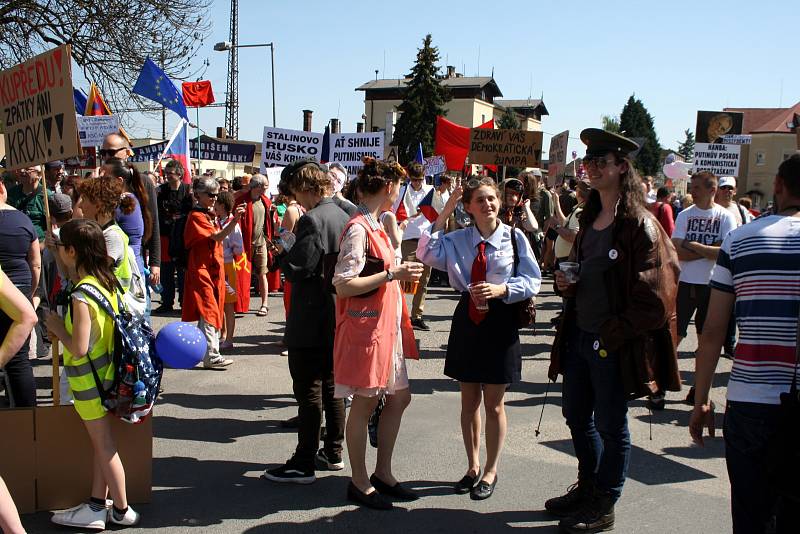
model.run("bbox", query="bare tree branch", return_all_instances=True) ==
[0,0,212,112]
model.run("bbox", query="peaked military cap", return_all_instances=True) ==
[580,128,639,158]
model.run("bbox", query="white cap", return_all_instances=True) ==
[719,176,737,189]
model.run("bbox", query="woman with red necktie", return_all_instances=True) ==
[416,176,541,501]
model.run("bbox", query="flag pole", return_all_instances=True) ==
[196,106,201,173]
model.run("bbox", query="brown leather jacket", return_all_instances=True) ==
[549,209,682,400]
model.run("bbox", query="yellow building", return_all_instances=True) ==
[724,102,800,209]
[356,67,548,138]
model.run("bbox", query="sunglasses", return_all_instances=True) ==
[466,178,495,189]
[98,147,126,158]
[203,191,219,198]
[583,155,615,170]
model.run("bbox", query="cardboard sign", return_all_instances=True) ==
[692,143,741,177]
[695,110,744,144]
[547,130,569,178]
[424,155,446,176]
[384,145,398,163]
[261,126,323,170]
[76,115,120,147]
[468,128,542,167]
[329,132,384,176]
[0,45,80,170]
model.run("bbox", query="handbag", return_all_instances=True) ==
[766,314,800,500]
[323,233,385,297]
[509,226,537,331]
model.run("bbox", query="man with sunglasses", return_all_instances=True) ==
[396,162,434,330]
[547,129,681,533]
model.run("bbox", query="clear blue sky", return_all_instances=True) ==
[128,0,800,161]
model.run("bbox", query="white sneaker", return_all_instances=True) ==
[51,503,107,530]
[110,505,141,526]
[204,356,233,369]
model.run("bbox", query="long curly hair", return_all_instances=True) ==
[356,156,407,196]
[78,176,123,216]
[579,155,647,226]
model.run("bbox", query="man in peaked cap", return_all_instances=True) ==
[545,128,681,533]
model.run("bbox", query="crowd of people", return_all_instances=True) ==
[0,125,798,534]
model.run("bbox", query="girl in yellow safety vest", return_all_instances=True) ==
[45,219,140,530]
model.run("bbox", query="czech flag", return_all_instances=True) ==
[394,182,410,222]
[160,119,192,183]
[417,188,438,223]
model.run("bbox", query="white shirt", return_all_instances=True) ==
[396,183,433,241]
[673,204,737,284]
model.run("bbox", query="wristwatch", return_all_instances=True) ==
[386,269,395,282]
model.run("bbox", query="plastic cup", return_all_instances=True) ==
[402,280,420,295]
[560,262,580,284]
[468,282,489,312]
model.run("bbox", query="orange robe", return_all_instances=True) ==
[233,191,274,313]
[181,209,225,329]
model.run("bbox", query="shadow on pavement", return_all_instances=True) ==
[154,416,293,443]
[159,392,295,411]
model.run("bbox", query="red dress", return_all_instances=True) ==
[181,209,225,330]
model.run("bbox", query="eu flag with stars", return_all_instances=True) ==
[133,58,188,120]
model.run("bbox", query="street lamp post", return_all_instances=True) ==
[214,40,276,128]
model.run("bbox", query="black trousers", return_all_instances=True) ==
[287,346,345,470]
[0,283,36,407]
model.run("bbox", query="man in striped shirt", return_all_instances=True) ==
[690,153,800,534]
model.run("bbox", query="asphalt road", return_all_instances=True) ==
[24,276,733,533]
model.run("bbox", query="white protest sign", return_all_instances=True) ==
[264,166,283,197]
[329,132,384,176]
[261,127,323,171]
[423,155,446,176]
[76,115,120,147]
[692,143,741,177]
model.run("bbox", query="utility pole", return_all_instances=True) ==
[160,50,166,139]
[223,0,239,139]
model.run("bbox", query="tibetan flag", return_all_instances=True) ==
[413,142,424,165]
[417,188,438,223]
[182,80,215,107]
[160,119,192,183]
[133,58,189,120]
[393,183,410,222]
[84,83,112,116]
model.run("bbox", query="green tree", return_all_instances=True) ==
[498,106,520,130]
[392,34,451,164]
[619,95,662,175]
[677,129,695,162]
[601,114,621,134]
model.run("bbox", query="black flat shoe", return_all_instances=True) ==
[370,474,419,501]
[470,475,498,500]
[347,481,393,510]
[454,470,481,495]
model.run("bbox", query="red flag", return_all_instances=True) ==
[434,117,494,171]
[182,80,215,107]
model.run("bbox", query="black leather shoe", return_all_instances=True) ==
[545,479,594,517]
[370,474,419,501]
[470,475,498,500]
[347,481,393,510]
[454,470,481,494]
[410,318,430,331]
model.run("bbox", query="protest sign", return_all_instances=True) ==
[696,111,744,143]
[0,45,80,170]
[384,145,398,163]
[77,115,120,147]
[692,143,741,177]
[329,132,383,175]
[424,155,446,176]
[263,166,284,197]
[547,130,569,178]
[468,128,542,167]
[261,126,323,170]
[720,134,751,145]
[131,135,256,164]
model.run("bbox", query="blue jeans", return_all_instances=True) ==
[561,327,631,500]
[725,401,795,534]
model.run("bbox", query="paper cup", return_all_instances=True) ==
[468,283,489,312]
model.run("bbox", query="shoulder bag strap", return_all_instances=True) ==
[71,283,120,403]
[510,225,520,277]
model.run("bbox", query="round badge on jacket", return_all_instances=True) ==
[608,249,618,260]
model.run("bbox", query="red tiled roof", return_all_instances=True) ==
[724,101,800,134]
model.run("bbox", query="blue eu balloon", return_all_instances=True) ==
[155,322,206,369]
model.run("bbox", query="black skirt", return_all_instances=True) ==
[445,293,522,384]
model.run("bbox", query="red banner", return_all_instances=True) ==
[434,117,494,171]
[182,80,215,108]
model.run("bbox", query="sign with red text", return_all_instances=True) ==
[0,45,80,170]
